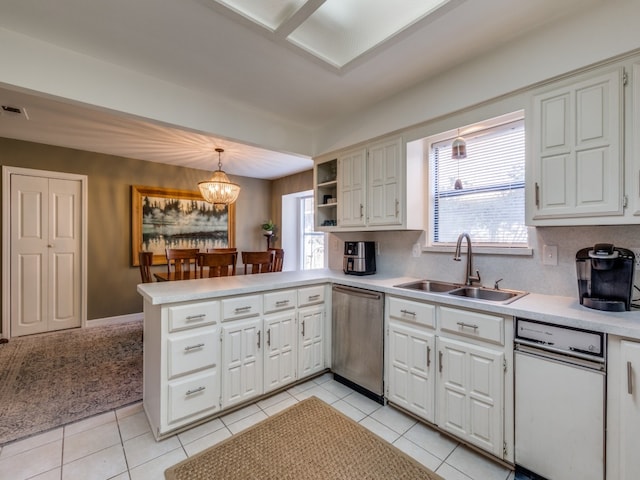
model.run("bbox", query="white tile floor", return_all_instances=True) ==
[0,373,516,480]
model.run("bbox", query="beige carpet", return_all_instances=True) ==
[0,322,143,445]
[165,396,443,480]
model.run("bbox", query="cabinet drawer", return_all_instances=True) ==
[167,301,219,332]
[388,296,435,329]
[298,285,325,307]
[440,307,504,344]
[168,327,218,378]
[264,289,297,313]
[168,370,219,424]
[222,295,262,321]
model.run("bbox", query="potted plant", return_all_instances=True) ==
[261,219,275,235]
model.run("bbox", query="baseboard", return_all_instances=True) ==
[86,312,143,328]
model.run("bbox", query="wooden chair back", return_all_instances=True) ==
[165,248,199,274]
[138,251,154,283]
[197,252,237,277]
[241,251,274,274]
[268,248,284,272]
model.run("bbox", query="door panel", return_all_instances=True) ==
[49,179,82,330]
[11,175,48,336]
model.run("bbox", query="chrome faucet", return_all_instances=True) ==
[454,233,481,286]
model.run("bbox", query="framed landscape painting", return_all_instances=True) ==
[131,185,236,266]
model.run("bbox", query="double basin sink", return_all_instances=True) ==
[394,279,528,305]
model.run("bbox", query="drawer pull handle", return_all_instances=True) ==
[427,346,431,368]
[628,361,633,395]
[308,294,320,301]
[186,386,206,396]
[184,343,205,351]
[275,300,290,306]
[267,328,271,347]
[234,306,252,313]
[400,309,416,316]
[457,321,479,331]
[185,314,206,321]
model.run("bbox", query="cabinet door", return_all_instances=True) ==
[530,68,623,221]
[368,138,402,226]
[264,311,298,393]
[619,340,640,479]
[338,148,367,227]
[298,305,324,378]
[222,318,263,409]
[437,336,504,457]
[387,320,435,422]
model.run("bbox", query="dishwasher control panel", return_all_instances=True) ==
[515,318,604,359]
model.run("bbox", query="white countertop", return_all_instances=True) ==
[137,269,640,340]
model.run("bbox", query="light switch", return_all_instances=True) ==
[542,244,558,266]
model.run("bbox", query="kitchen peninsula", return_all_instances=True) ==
[138,269,640,477]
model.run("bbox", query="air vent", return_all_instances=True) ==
[1,105,29,120]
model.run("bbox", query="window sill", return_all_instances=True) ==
[423,245,533,256]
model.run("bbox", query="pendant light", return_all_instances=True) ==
[198,148,240,210]
[451,130,467,160]
[452,129,466,190]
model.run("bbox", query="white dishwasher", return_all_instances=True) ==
[514,318,606,480]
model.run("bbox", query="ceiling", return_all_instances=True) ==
[0,0,600,179]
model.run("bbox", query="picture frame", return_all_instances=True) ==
[131,185,236,266]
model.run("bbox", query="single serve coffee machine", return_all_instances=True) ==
[576,243,635,311]
[343,241,376,275]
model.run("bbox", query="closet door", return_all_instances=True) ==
[10,174,82,336]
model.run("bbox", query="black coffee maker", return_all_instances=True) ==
[576,243,635,311]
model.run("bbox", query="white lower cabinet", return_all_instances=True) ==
[298,304,325,378]
[607,336,640,480]
[436,336,504,457]
[221,317,264,409]
[263,310,298,394]
[387,320,436,422]
[385,295,512,462]
[143,299,222,440]
[143,284,329,440]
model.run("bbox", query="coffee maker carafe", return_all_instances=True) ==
[576,243,635,311]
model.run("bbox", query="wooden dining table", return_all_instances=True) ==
[154,271,204,282]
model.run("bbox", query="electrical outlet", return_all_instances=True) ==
[411,243,421,258]
[542,245,558,266]
[631,249,640,269]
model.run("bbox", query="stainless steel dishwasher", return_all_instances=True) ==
[332,285,384,403]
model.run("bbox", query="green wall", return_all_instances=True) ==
[0,137,273,323]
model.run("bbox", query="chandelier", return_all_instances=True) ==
[198,148,241,209]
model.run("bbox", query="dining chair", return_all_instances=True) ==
[268,248,284,272]
[165,248,199,274]
[138,251,154,283]
[241,251,274,274]
[197,252,237,277]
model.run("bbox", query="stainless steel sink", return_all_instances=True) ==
[448,286,528,304]
[394,279,528,304]
[394,280,461,293]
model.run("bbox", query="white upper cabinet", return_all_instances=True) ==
[338,147,367,227]
[314,135,423,231]
[367,137,402,226]
[527,67,624,224]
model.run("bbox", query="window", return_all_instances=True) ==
[430,115,526,246]
[300,195,325,269]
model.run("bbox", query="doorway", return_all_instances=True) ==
[2,166,87,339]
